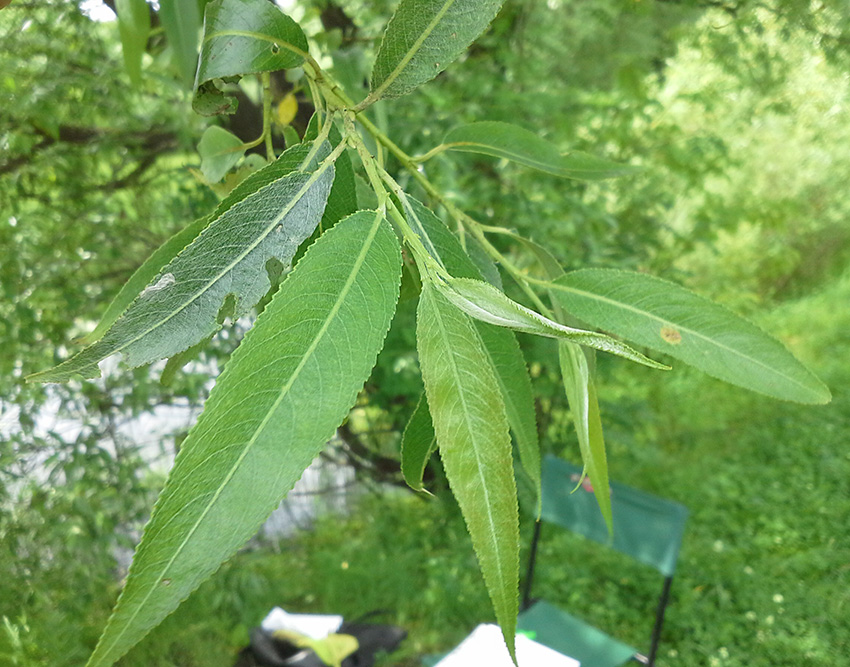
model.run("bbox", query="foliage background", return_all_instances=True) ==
[1,0,848,665]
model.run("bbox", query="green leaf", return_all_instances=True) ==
[84,210,402,667]
[551,269,832,404]
[436,276,668,370]
[213,142,312,216]
[194,0,308,115]
[305,116,358,230]
[115,0,150,86]
[80,143,315,346]
[160,0,202,87]
[465,235,503,289]
[474,322,540,515]
[28,143,337,383]
[197,126,246,183]
[78,217,210,346]
[369,0,505,101]
[417,282,518,661]
[558,341,612,533]
[440,122,640,180]
[400,392,437,492]
[407,198,540,505]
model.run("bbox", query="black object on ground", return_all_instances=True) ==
[235,620,407,667]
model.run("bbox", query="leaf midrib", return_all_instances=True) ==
[427,287,509,609]
[93,211,385,664]
[372,0,458,99]
[103,160,332,374]
[550,279,815,393]
[445,140,618,176]
[204,29,308,62]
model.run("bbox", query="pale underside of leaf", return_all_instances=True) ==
[79,143,316,347]
[28,149,336,383]
[85,210,402,667]
[438,276,668,370]
[551,269,831,404]
[417,282,518,661]
[369,0,505,100]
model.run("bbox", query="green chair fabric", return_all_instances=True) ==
[516,455,689,666]
[423,455,688,667]
[540,455,688,577]
[518,600,637,667]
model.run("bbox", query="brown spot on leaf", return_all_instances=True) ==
[660,326,682,345]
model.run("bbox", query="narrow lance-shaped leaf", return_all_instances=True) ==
[417,282,519,661]
[85,210,402,667]
[558,341,612,533]
[115,0,150,86]
[28,142,338,383]
[510,236,611,524]
[407,196,540,508]
[551,269,832,404]
[80,142,316,346]
[369,0,505,101]
[159,0,201,88]
[194,0,309,115]
[400,392,437,492]
[436,276,668,370]
[439,122,641,180]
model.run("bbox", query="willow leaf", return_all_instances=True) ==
[28,145,336,383]
[194,0,308,115]
[551,269,831,404]
[441,121,640,180]
[400,392,437,492]
[369,0,505,101]
[198,126,246,183]
[85,210,402,667]
[79,217,210,346]
[159,0,201,87]
[115,0,150,85]
[417,282,518,661]
[80,144,315,346]
[438,276,668,370]
[558,341,612,533]
[407,197,540,506]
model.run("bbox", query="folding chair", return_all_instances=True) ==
[518,455,688,667]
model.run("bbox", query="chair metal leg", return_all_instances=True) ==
[647,576,674,666]
[521,520,543,611]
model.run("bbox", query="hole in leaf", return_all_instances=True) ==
[216,293,237,325]
[271,44,280,55]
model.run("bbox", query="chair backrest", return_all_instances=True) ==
[538,455,688,577]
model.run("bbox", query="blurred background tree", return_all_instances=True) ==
[1,1,848,665]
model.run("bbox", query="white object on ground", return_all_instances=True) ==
[261,607,344,640]
[434,623,580,667]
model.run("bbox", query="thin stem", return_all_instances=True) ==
[356,112,554,315]
[300,111,335,169]
[261,73,275,160]
[306,75,325,129]
[412,144,449,164]
[343,112,388,211]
